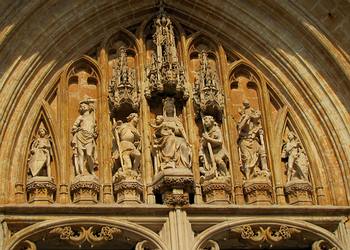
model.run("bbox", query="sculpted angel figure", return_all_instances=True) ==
[71,97,98,176]
[199,115,229,178]
[282,131,310,182]
[237,100,269,180]
[112,113,141,175]
[28,126,52,178]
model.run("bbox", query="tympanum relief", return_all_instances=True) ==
[19,10,320,208]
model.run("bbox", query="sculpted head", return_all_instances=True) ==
[287,131,296,141]
[127,113,139,125]
[155,115,164,125]
[243,99,250,109]
[203,115,215,128]
[79,97,95,114]
[38,127,47,137]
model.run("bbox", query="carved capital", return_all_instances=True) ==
[26,177,56,204]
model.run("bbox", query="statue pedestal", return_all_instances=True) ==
[243,177,272,205]
[152,168,194,207]
[285,180,313,205]
[26,176,56,204]
[113,170,143,204]
[201,177,231,204]
[70,175,100,204]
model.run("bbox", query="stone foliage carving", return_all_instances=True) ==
[151,97,192,172]
[71,97,98,177]
[199,115,229,180]
[282,131,310,183]
[109,47,139,114]
[27,125,52,178]
[112,113,141,181]
[231,224,300,248]
[145,11,188,101]
[49,226,122,248]
[237,100,270,180]
[15,240,37,250]
[312,240,337,250]
[193,50,224,121]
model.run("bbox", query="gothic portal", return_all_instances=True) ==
[0,1,350,250]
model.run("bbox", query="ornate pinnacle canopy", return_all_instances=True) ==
[193,50,224,122]
[145,11,188,103]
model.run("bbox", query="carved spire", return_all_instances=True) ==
[109,47,139,117]
[145,10,188,102]
[193,50,224,121]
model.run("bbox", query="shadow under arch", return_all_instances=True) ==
[192,218,343,250]
[6,217,168,250]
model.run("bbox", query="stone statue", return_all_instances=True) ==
[28,126,52,178]
[71,97,98,176]
[282,131,310,182]
[112,113,141,176]
[199,115,229,179]
[237,100,269,180]
[151,97,192,171]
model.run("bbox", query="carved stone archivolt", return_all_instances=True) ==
[49,226,122,248]
[231,224,301,248]
[282,131,313,205]
[144,11,189,101]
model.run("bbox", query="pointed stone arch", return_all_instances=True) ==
[193,218,343,250]
[6,217,168,250]
[14,101,61,203]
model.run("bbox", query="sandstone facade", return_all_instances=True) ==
[0,1,350,249]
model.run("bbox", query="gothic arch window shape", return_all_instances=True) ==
[227,61,275,205]
[57,56,103,203]
[7,218,168,250]
[18,103,61,204]
[274,108,328,205]
[193,218,343,250]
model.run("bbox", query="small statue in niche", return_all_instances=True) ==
[28,125,52,178]
[71,97,98,176]
[199,115,229,179]
[112,113,141,179]
[237,100,269,180]
[282,131,310,183]
[150,97,192,171]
